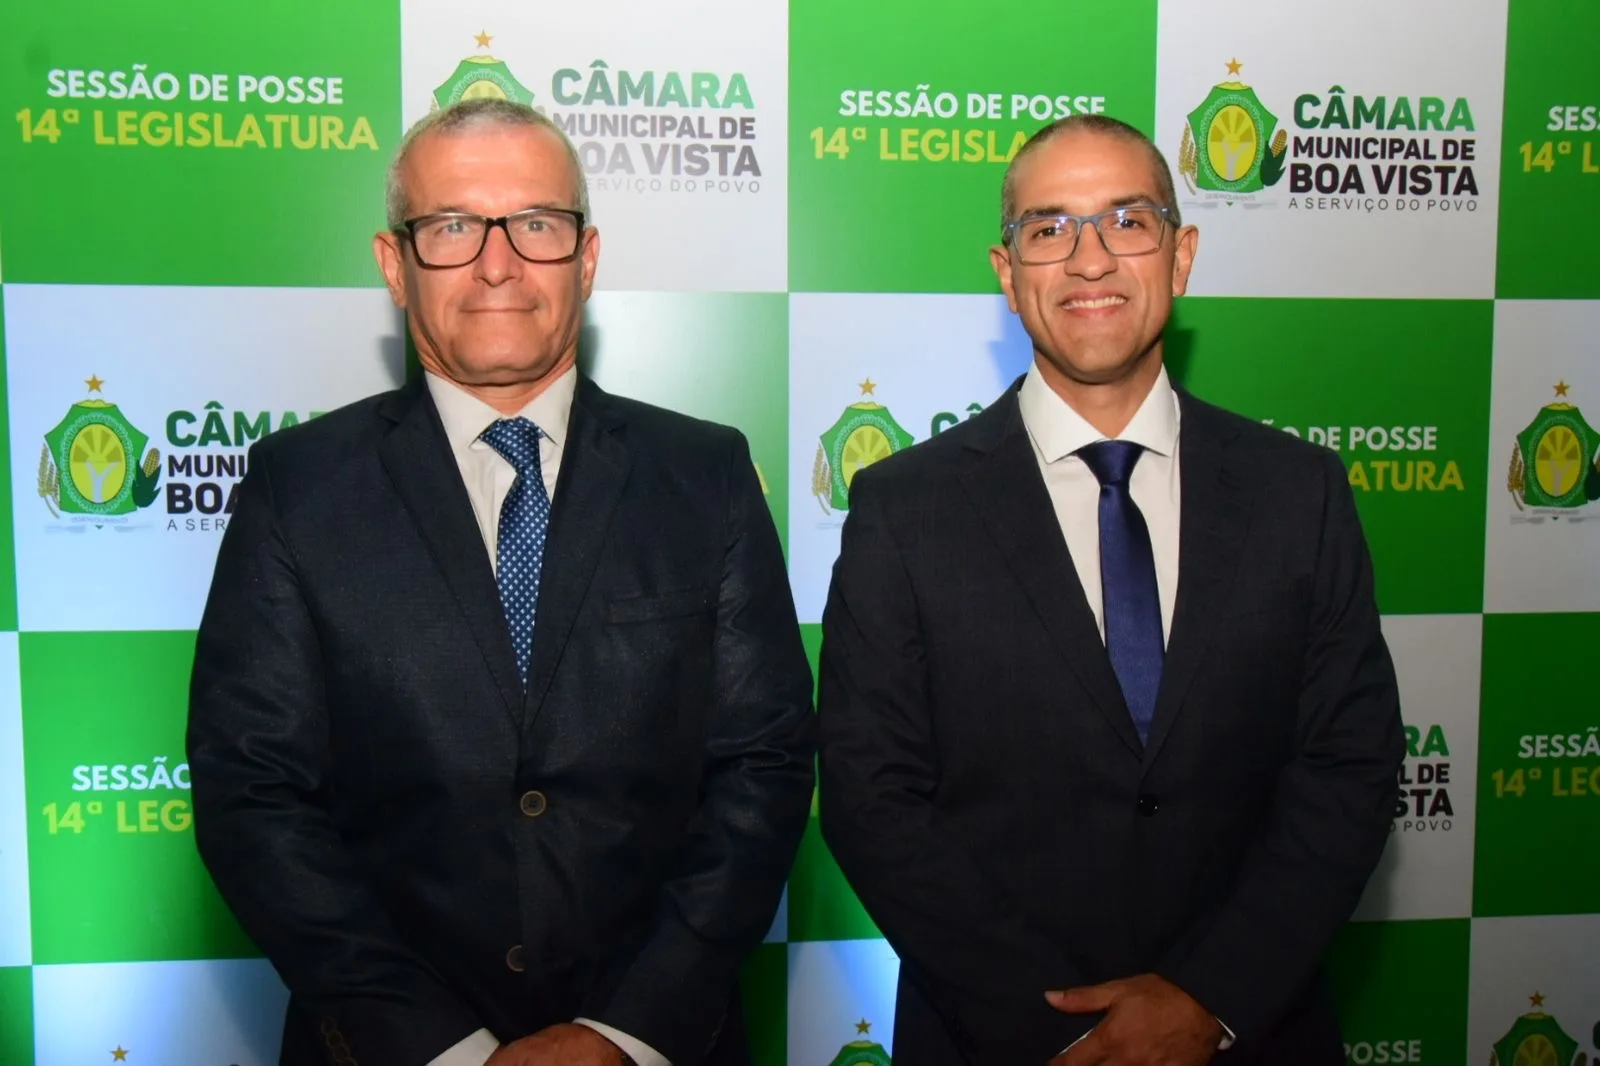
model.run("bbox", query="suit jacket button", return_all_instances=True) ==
[1137,794,1160,816]
[506,944,525,972]
[519,790,547,817]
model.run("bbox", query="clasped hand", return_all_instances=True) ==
[1046,974,1222,1066]
[485,1023,625,1066]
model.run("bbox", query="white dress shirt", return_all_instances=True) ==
[1017,359,1235,1051]
[1018,359,1181,644]
[422,367,670,1066]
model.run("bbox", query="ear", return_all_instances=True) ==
[373,230,409,308]
[990,243,1020,313]
[1170,224,1199,297]
[578,225,601,301]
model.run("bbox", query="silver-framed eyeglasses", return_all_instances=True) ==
[1003,204,1174,265]
[398,207,586,268]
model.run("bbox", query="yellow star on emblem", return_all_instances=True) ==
[474,29,493,48]
[111,1048,130,1062]
[855,1018,872,1035]
[1529,990,1545,1008]
[859,378,877,397]
[1225,57,1243,75]
[1554,380,1570,398]
[85,374,105,393]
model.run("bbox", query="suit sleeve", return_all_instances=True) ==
[186,448,483,1066]
[578,431,817,1065]
[1157,447,1406,1047]
[816,468,1096,1061]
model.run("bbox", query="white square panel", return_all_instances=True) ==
[1156,0,1506,297]
[1484,300,1600,613]
[1468,914,1600,1066]
[400,0,786,292]
[5,284,403,632]
[1352,615,1480,922]
[787,938,900,1066]
[787,292,1033,622]
[33,958,288,1065]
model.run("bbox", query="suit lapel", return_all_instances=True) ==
[522,376,629,729]
[1140,393,1252,768]
[956,391,1144,757]
[377,381,524,723]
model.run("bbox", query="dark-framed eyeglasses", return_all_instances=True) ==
[1003,204,1174,265]
[397,207,586,268]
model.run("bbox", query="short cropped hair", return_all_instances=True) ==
[999,114,1181,231]
[385,97,590,229]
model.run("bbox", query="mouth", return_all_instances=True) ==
[1059,294,1128,314]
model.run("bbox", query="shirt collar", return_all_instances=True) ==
[425,364,577,455]
[1017,359,1180,463]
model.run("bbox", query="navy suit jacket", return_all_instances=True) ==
[817,379,1405,1065]
[188,373,816,1066]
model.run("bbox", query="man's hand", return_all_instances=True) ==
[485,1024,626,1066]
[1045,974,1222,1066]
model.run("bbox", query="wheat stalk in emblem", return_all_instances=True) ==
[37,444,60,518]
[1179,125,1198,194]
[1507,443,1525,511]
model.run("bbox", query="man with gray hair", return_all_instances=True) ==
[188,97,816,1066]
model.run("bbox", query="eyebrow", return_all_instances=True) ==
[417,201,577,216]
[1017,194,1160,219]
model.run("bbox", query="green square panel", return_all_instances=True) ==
[801,623,822,703]
[787,817,880,944]
[739,941,787,1066]
[1495,0,1600,298]
[0,0,400,286]
[789,0,1158,293]
[21,630,257,963]
[1475,612,1600,917]
[585,292,788,547]
[1172,297,1493,615]
[0,966,32,1065]
[802,622,822,830]
[1327,919,1469,1065]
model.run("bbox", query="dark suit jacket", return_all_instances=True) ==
[816,379,1404,1065]
[187,373,816,1066]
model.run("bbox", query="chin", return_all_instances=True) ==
[450,357,539,382]
[1046,350,1145,385]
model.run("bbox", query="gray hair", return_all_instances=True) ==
[385,97,590,229]
[999,114,1182,231]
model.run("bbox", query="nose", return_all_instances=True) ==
[473,221,522,285]
[1064,221,1117,281]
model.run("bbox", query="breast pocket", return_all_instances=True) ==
[604,587,715,625]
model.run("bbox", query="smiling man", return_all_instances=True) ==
[186,98,815,1066]
[816,115,1405,1065]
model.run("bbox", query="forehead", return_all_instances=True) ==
[403,123,577,209]
[1011,130,1162,213]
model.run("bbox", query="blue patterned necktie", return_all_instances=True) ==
[480,417,551,688]
[1077,440,1164,745]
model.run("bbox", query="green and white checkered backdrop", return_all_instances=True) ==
[1,0,1596,1061]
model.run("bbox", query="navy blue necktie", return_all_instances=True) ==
[1077,440,1163,744]
[480,417,551,688]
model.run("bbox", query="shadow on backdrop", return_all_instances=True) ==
[987,296,1038,393]
[1163,299,1200,393]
